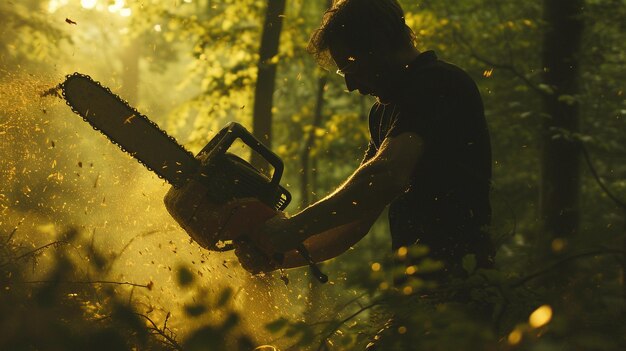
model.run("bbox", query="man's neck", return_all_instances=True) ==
[396,47,421,68]
[383,45,420,71]
[375,47,421,104]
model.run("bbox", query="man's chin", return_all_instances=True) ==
[368,89,393,104]
[375,94,393,105]
[357,90,387,102]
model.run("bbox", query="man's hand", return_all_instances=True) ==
[234,213,304,274]
[233,239,280,274]
[256,215,304,253]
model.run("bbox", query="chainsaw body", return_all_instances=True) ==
[164,122,291,252]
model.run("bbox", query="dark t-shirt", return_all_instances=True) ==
[363,51,494,267]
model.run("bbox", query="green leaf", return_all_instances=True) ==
[217,287,233,307]
[408,245,429,258]
[557,94,577,105]
[538,83,554,94]
[462,254,477,274]
[221,312,240,331]
[177,266,194,287]
[265,318,289,334]
[418,258,444,273]
[184,304,208,317]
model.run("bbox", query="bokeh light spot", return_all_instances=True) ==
[81,0,97,9]
[371,262,381,272]
[529,305,553,328]
[507,328,522,345]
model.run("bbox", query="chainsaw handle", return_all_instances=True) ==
[220,122,284,187]
[296,244,329,283]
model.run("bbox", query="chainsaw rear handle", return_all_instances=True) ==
[296,244,329,283]
[202,122,284,188]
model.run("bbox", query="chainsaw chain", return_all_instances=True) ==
[61,72,196,186]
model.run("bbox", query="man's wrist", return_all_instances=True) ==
[286,215,313,243]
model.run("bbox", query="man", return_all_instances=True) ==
[235,0,495,281]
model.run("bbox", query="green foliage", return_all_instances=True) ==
[0,1,70,70]
[0,223,261,350]
[0,227,171,350]
[462,254,477,274]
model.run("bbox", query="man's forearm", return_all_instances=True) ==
[287,157,406,242]
[279,217,378,268]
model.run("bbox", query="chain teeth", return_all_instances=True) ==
[61,72,195,186]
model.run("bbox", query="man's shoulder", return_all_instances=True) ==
[418,58,477,88]
[398,58,480,107]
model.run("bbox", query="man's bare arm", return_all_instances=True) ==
[278,215,379,268]
[263,131,425,255]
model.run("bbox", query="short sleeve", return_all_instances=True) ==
[385,93,441,141]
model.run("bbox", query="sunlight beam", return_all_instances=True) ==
[81,0,97,9]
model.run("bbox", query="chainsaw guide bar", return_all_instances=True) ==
[61,72,199,187]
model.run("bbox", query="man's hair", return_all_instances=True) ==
[307,0,416,69]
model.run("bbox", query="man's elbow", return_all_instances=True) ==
[372,160,412,199]
[362,156,415,201]
[389,169,412,195]
[370,162,411,201]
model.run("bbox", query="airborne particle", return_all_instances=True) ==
[123,114,136,124]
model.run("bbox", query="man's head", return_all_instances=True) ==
[307,0,417,102]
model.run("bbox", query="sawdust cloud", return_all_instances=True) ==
[0,69,324,348]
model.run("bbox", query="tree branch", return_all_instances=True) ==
[512,249,625,288]
[580,143,626,210]
[439,1,545,96]
[316,302,378,351]
[4,217,24,244]
[0,240,68,268]
[453,30,545,96]
[8,279,152,288]
[135,312,183,351]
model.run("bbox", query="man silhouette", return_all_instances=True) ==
[235,0,494,283]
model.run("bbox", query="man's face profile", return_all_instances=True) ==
[329,42,392,102]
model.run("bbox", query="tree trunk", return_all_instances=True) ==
[299,68,329,329]
[623,210,626,304]
[251,0,286,174]
[540,0,584,240]
[300,75,327,208]
[120,38,140,106]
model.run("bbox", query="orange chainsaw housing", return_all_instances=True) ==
[164,178,277,252]
[163,122,291,254]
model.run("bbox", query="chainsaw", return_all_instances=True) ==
[61,72,327,283]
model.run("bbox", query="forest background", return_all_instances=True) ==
[0,0,625,350]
